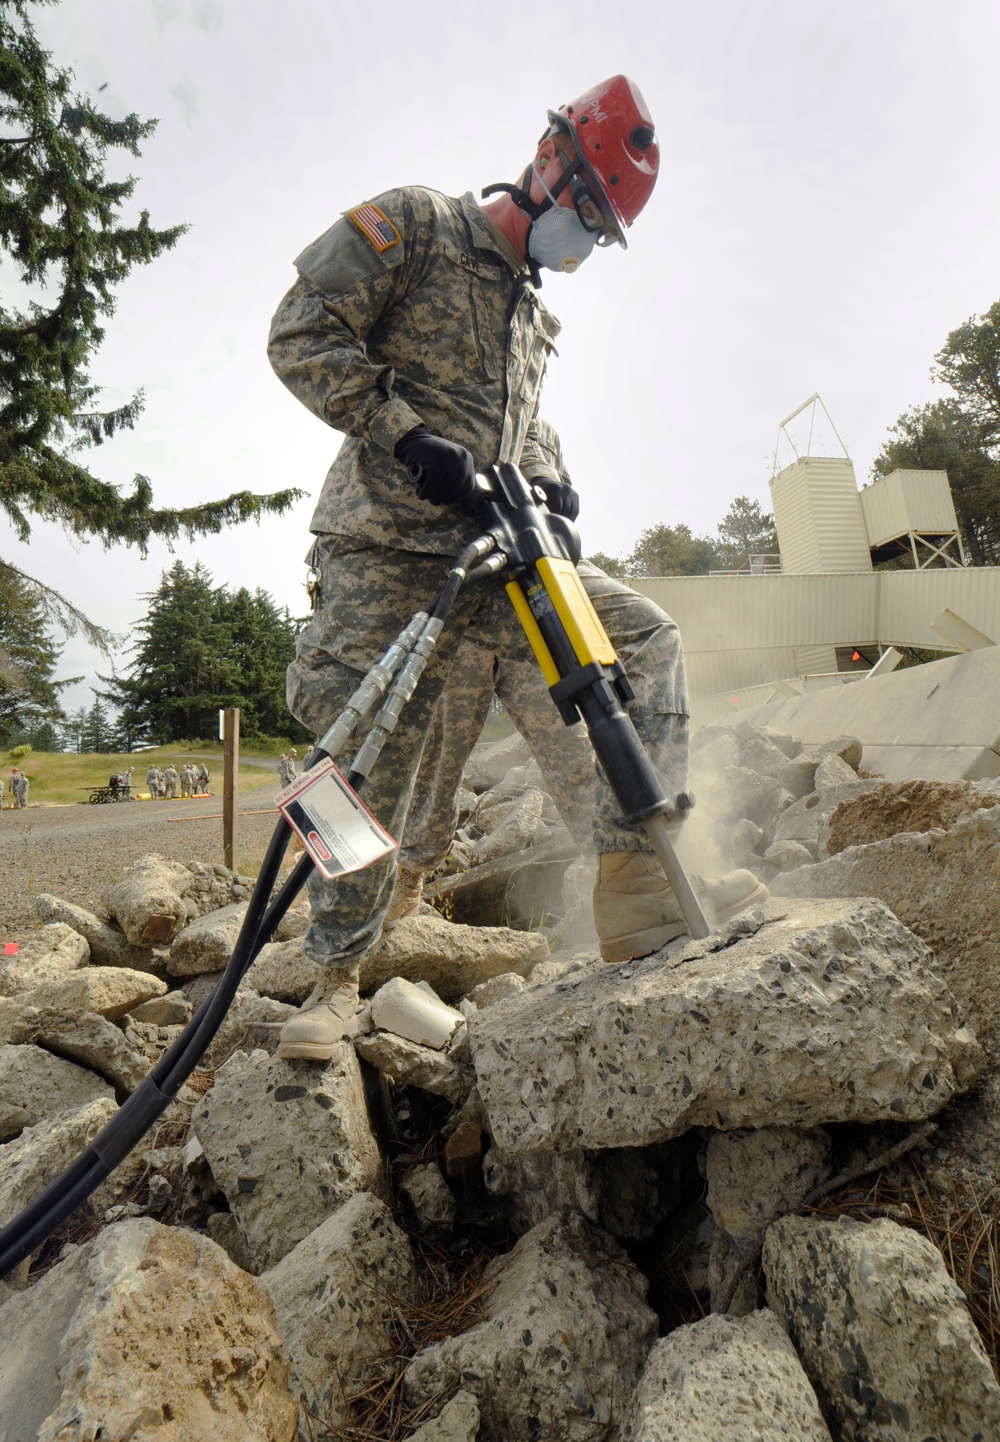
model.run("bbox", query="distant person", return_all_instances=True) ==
[145,764,160,798]
[163,764,179,799]
[109,772,120,799]
[179,763,193,799]
[0,775,5,808]
[197,764,210,793]
[11,768,28,808]
[123,766,134,799]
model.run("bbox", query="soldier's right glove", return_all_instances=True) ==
[394,425,477,507]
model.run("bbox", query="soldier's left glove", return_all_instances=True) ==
[533,477,581,522]
[394,426,477,507]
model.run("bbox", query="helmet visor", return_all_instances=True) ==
[566,169,616,245]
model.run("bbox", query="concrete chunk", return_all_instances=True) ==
[405,1210,657,1442]
[0,926,89,997]
[622,1310,833,1442]
[0,1218,296,1441]
[469,899,984,1154]
[763,1215,1000,1441]
[260,1192,417,1431]
[192,1049,386,1272]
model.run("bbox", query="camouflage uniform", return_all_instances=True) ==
[399,637,595,871]
[163,765,178,799]
[399,418,594,871]
[268,185,689,974]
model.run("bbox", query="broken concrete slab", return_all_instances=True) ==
[370,976,463,1049]
[0,1098,118,1278]
[192,1049,386,1272]
[0,1043,114,1137]
[9,1008,149,1094]
[405,1391,480,1442]
[245,935,322,1004]
[404,1210,657,1442]
[0,1218,297,1441]
[355,1030,471,1104]
[424,838,578,932]
[705,1126,832,1310]
[359,913,548,1002]
[763,1214,1000,1441]
[483,1143,660,1239]
[622,1309,833,1442]
[0,925,89,997]
[260,1192,417,1432]
[33,894,158,972]
[166,900,249,976]
[469,900,983,1155]
[825,776,1000,856]
[716,645,1000,782]
[0,968,167,1045]
[774,808,1000,1062]
[399,1162,457,1242]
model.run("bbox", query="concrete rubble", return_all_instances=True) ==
[1,719,1000,1437]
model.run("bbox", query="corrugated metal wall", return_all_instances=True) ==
[859,469,958,547]
[632,568,1000,702]
[769,457,872,575]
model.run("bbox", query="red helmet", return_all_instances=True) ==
[548,75,659,248]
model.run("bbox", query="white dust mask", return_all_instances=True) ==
[526,164,599,273]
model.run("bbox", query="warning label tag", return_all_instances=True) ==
[276,760,397,879]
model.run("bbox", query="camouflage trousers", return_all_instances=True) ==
[398,637,596,871]
[287,538,689,969]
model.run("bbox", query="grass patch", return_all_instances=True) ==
[0,746,278,808]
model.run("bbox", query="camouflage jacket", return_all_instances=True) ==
[267,187,563,554]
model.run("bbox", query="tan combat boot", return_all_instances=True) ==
[383,864,425,930]
[277,965,361,1061]
[593,851,769,964]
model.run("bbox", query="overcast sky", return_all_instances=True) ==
[9,0,1000,713]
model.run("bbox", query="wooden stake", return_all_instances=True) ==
[222,708,240,871]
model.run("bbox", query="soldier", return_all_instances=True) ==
[277,753,290,786]
[123,766,134,799]
[179,764,191,799]
[0,774,5,808]
[197,764,210,794]
[145,764,159,798]
[11,768,28,808]
[163,764,179,799]
[268,76,766,1061]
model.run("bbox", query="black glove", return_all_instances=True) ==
[533,476,581,522]
[394,425,477,507]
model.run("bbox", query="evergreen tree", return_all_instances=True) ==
[0,1,302,577]
[102,561,310,743]
[715,496,778,571]
[872,400,1000,566]
[0,561,65,742]
[215,586,309,741]
[101,560,233,742]
[933,300,1000,446]
[59,701,85,751]
[626,522,719,577]
[586,550,627,578]
[80,693,112,751]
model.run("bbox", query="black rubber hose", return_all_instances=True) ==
[0,539,494,1280]
[0,810,299,1280]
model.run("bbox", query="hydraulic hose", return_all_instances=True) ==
[0,539,497,1282]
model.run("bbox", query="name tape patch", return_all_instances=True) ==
[349,204,401,253]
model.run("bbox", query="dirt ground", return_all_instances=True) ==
[0,765,287,945]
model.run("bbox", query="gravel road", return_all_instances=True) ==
[0,765,287,944]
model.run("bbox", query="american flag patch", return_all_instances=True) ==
[348,204,401,253]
